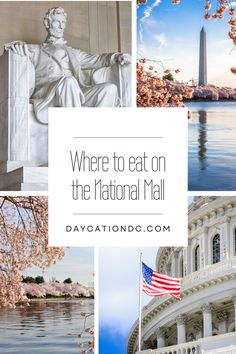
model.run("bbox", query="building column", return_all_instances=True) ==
[217,310,228,334]
[183,242,191,276]
[201,227,208,267]
[200,235,205,269]
[201,303,213,337]
[173,251,179,277]
[219,216,229,261]
[232,296,236,331]
[155,327,166,348]
[176,314,186,344]
[224,216,231,259]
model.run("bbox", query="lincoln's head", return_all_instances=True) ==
[44,7,67,39]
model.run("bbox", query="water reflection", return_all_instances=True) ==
[0,300,94,353]
[198,110,207,171]
[188,104,236,191]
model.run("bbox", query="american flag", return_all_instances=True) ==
[142,262,181,300]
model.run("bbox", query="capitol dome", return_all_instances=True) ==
[127,196,236,354]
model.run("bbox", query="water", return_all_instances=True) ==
[0,299,94,353]
[188,101,236,191]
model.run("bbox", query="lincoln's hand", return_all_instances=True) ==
[4,41,29,56]
[116,53,131,65]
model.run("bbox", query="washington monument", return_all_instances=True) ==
[198,27,207,86]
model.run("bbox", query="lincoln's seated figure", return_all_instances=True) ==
[0,6,131,190]
[5,7,131,123]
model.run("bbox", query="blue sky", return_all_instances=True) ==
[99,247,158,354]
[137,0,236,87]
[24,248,94,286]
[99,199,194,354]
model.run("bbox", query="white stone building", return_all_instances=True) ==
[127,197,236,354]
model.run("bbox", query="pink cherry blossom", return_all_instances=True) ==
[0,197,65,309]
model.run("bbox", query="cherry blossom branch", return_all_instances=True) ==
[0,196,65,309]
[78,312,94,354]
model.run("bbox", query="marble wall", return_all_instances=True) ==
[0,1,131,55]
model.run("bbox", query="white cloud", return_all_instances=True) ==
[99,288,140,335]
[99,247,158,335]
[153,0,162,7]
[228,2,236,8]
[137,43,163,59]
[144,17,159,28]
[139,23,144,43]
[140,0,162,23]
[207,38,236,87]
[210,38,232,50]
[139,0,162,43]
[153,33,167,47]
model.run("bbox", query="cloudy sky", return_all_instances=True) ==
[137,0,236,87]
[24,248,94,286]
[99,199,194,353]
[99,247,158,354]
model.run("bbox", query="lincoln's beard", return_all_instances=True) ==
[48,27,65,39]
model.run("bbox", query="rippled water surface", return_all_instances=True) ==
[188,102,236,191]
[0,299,94,353]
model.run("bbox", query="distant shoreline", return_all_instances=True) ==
[184,99,236,102]
[29,296,94,301]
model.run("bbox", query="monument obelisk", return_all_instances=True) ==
[198,27,207,86]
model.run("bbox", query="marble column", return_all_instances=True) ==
[0,50,30,168]
[219,215,229,261]
[183,242,191,276]
[176,314,186,344]
[232,296,236,331]
[217,310,228,334]
[201,227,209,267]
[225,216,231,259]
[173,251,179,277]
[155,327,166,348]
[201,303,213,337]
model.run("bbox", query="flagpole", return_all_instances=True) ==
[138,252,143,352]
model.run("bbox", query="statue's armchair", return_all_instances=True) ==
[91,61,131,107]
[0,50,131,182]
